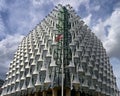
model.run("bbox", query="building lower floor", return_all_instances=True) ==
[15,87,104,96]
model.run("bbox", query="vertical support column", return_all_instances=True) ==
[52,88,57,96]
[28,94,32,96]
[76,91,80,96]
[97,93,101,96]
[66,88,71,96]
[42,91,46,96]
[34,92,39,96]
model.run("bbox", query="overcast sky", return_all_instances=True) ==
[0,0,120,89]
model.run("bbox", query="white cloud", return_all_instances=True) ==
[83,14,92,26]
[93,5,100,11]
[7,0,46,35]
[53,0,89,11]
[32,0,89,11]
[92,19,107,41]
[32,0,51,6]
[0,0,6,11]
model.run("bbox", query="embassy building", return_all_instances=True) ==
[1,4,119,96]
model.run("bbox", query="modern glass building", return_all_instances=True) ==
[1,4,119,96]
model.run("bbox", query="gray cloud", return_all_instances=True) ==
[0,15,5,38]
[0,0,7,39]
[3,0,52,36]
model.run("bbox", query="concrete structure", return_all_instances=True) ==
[1,4,119,96]
[0,78,4,94]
